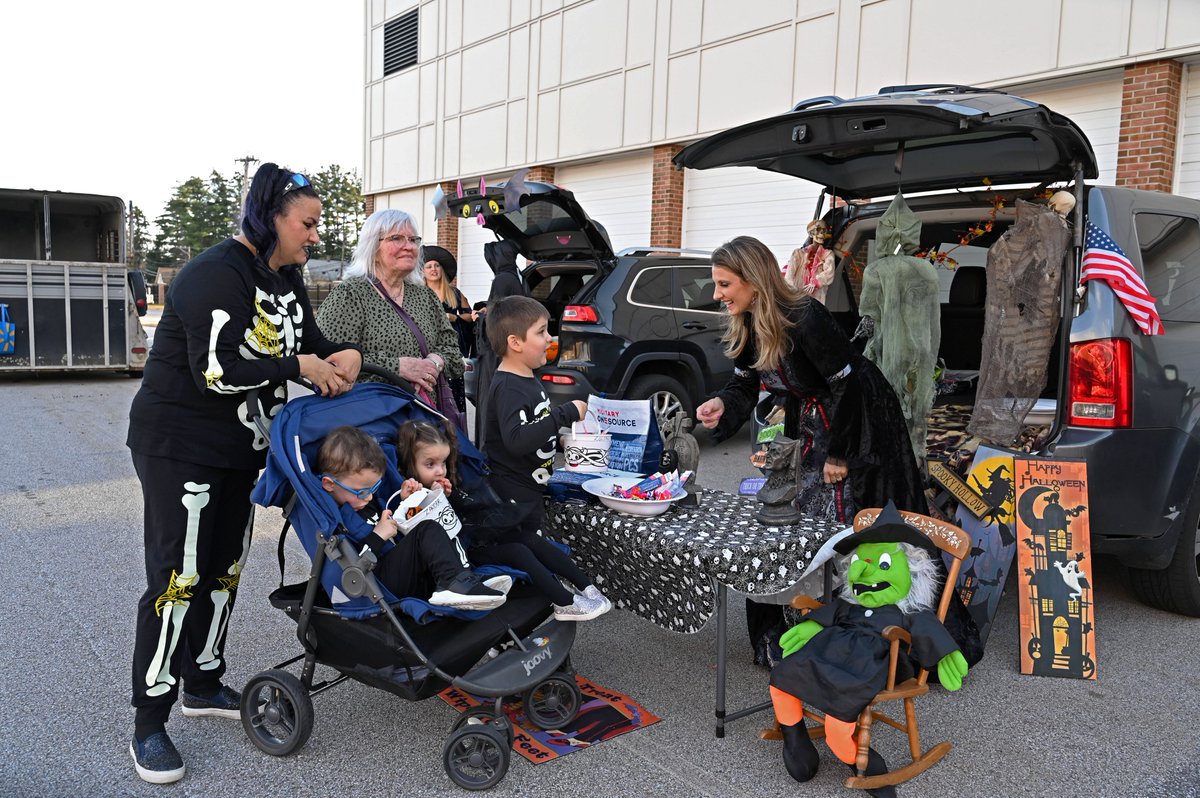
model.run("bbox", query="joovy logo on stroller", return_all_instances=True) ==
[523,645,553,677]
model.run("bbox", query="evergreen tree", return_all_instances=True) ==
[311,164,364,264]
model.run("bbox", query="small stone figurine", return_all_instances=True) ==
[755,436,803,526]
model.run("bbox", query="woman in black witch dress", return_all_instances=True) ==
[695,235,929,665]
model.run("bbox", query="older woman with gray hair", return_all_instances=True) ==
[317,209,464,410]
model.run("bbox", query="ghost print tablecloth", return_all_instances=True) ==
[543,490,843,633]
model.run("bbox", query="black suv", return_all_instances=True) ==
[453,183,728,430]
[675,85,1200,616]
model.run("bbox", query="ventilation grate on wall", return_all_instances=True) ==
[383,8,418,76]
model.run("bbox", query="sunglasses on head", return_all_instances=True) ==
[321,473,383,499]
[282,173,311,195]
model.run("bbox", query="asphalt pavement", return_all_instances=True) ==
[1,375,1198,797]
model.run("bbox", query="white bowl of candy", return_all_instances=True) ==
[581,472,690,517]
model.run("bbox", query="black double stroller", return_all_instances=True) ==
[246,373,581,789]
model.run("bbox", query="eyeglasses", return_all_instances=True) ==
[321,473,383,499]
[282,173,311,195]
[380,234,422,247]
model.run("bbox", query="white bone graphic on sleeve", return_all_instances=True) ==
[144,481,209,697]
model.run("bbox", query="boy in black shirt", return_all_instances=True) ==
[478,296,612,621]
[315,426,509,610]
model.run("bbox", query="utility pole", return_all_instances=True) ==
[234,155,259,209]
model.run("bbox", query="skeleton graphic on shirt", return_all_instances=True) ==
[521,393,554,485]
[201,287,304,450]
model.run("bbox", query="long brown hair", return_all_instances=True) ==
[712,236,802,372]
[395,419,459,488]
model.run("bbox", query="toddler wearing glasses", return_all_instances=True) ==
[315,425,509,610]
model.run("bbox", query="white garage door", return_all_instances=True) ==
[682,166,823,266]
[1176,64,1200,199]
[1019,71,1123,185]
[555,152,653,253]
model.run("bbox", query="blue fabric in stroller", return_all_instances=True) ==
[253,382,513,622]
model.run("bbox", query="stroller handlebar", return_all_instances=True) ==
[244,363,420,439]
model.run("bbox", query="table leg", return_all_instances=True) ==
[715,581,727,738]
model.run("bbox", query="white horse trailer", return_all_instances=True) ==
[0,189,149,374]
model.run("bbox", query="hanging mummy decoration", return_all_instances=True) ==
[144,481,210,697]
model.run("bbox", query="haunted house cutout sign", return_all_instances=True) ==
[1014,457,1097,680]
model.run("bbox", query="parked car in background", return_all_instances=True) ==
[675,85,1200,617]
[455,183,727,431]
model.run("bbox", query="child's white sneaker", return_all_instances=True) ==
[553,593,610,622]
[483,575,513,595]
[581,585,612,613]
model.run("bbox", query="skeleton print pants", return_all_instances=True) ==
[130,453,256,727]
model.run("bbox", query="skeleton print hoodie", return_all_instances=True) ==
[128,239,354,470]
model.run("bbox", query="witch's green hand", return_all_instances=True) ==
[780,620,823,658]
[937,650,968,691]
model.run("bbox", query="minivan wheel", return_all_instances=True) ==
[627,375,694,431]
[1128,512,1200,617]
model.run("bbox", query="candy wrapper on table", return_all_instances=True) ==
[546,467,644,504]
[612,470,693,501]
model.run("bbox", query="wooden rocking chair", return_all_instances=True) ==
[759,507,971,791]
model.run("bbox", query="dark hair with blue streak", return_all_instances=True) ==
[240,162,320,268]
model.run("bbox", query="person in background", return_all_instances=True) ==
[474,239,528,445]
[125,163,362,784]
[423,244,473,413]
[317,210,465,430]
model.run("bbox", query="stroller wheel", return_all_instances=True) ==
[453,706,515,748]
[522,674,582,731]
[240,669,314,756]
[443,725,510,790]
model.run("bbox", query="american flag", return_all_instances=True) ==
[1079,220,1163,335]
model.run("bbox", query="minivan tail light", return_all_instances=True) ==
[1068,338,1132,428]
[562,305,599,323]
[541,374,576,385]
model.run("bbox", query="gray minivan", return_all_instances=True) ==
[675,85,1200,617]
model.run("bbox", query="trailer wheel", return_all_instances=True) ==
[240,669,314,756]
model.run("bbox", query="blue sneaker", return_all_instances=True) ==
[129,731,185,784]
[180,685,241,719]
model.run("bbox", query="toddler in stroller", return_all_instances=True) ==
[246,380,583,790]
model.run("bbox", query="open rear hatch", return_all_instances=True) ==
[447,181,614,261]
[672,86,1098,198]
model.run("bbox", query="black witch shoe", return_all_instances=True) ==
[780,720,820,783]
[846,747,897,798]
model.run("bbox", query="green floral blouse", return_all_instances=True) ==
[316,276,465,380]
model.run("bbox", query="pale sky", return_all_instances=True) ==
[1,1,365,227]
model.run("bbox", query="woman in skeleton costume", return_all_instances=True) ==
[125,164,362,783]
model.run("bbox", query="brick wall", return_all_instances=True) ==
[364,194,375,215]
[1116,59,1183,193]
[435,180,459,254]
[651,144,685,249]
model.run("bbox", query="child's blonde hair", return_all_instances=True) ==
[315,426,387,478]
[396,419,459,487]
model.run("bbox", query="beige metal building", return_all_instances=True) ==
[363,0,1200,301]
